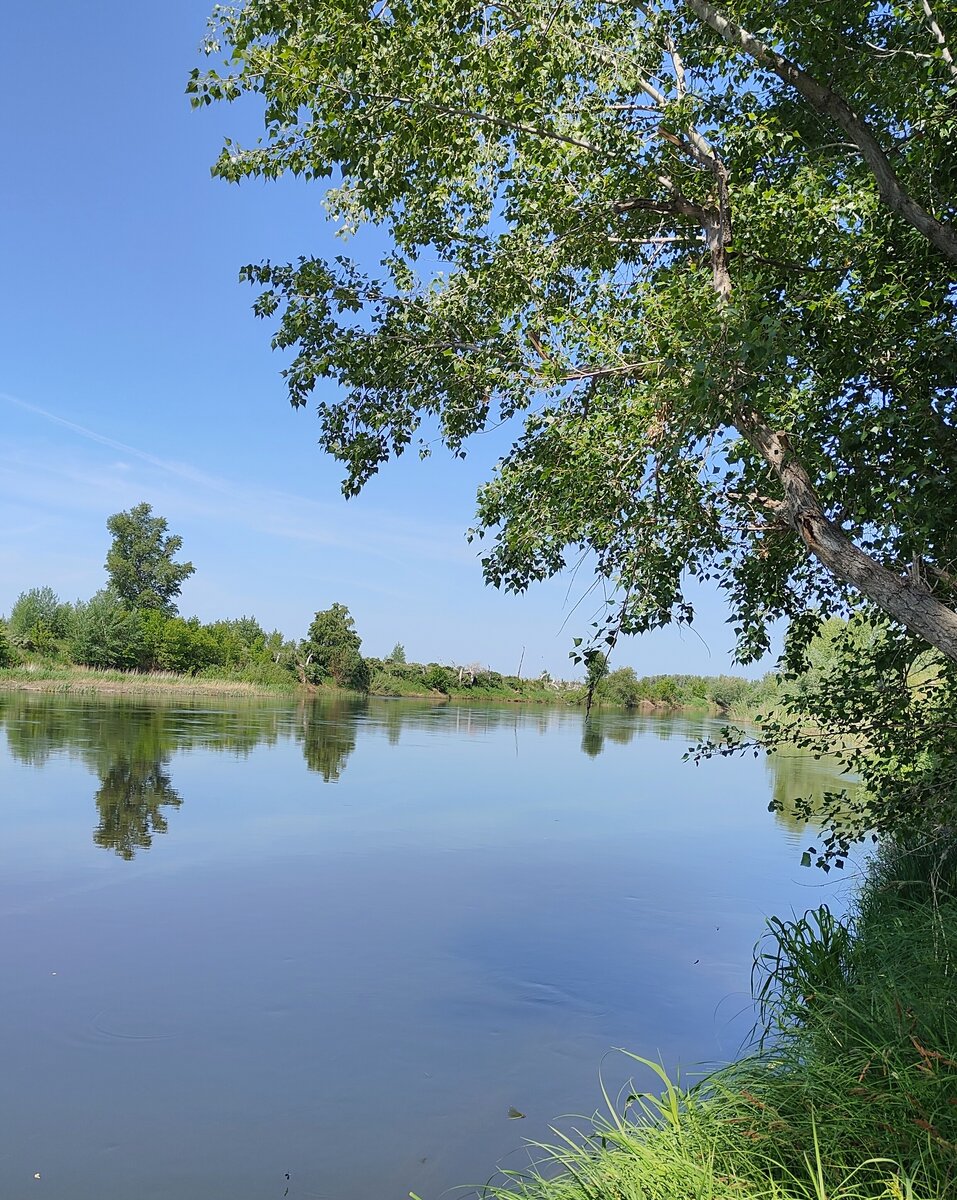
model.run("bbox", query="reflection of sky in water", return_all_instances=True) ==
[0,695,855,1200]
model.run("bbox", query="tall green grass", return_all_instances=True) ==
[485,839,957,1200]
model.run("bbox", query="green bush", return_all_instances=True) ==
[599,667,641,707]
[0,620,17,667]
[157,617,218,675]
[9,586,70,647]
[198,659,293,686]
[70,590,142,669]
[423,664,455,694]
[708,675,750,710]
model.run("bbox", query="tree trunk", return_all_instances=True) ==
[734,407,957,659]
[684,0,957,264]
[675,33,957,663]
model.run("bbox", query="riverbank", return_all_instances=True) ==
[0,662,756,713]
[0,664,295,698]
[490,837,957,1200]
[0,663,564,702]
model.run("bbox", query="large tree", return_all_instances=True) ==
[105,503,195,615]
[191,0,957,670]
[301,602,371,690]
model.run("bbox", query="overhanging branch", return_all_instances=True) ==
[684,0,957,264]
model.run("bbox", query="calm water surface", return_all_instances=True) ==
[0,693,853,1200]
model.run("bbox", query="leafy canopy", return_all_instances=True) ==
[69,589,143,671]
[193,2,957,853]
[8,586,70,650]
[192,0,957,665]
[105,503,195,615]
[302,602,370,690]
[0,619,14,668]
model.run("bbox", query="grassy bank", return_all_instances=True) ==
[489,839,957,1200]
[0,658,773,713]
[0,661,567,703]
[366,657,573,703]
[0,663,296,698]
[0,661,574,704]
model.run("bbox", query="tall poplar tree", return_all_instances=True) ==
[105,503,195,615]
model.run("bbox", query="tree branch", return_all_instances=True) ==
[683,0,957,264]
[564,361,659,381]
[326,82,607,156]
[612,195,715,223]
[920,0,957,82]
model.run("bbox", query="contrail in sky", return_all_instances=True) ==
[1,391,236,494]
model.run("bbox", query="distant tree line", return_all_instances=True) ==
[589,662,776,714]
[0,504,305,686]
[0,502,771,709]
[1,579,295,684]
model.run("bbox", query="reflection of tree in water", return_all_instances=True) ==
[0,692,81,767]
[650,714,678,741]
[93,756,182,860]
[580,712,641,757]
[383,701,404,746]
[297,694,367,782]
[581,719,605,758]
[766,749,859,835]
[603,720,640,747]
[0,692,292,858]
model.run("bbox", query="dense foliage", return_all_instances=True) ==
[192,0,957,656]
[8,586,71,653]
[2,584,296,684]
[0,620,13,669]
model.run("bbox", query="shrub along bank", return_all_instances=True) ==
[589,665,777,716]
[488,838,957,1200]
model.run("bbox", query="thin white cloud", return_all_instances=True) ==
[0,390,474,567]
[1,391,227,492]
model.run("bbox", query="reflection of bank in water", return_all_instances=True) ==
[765,748,860,839]
[579,710,716,758]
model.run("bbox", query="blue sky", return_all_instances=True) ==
[0,0,765,678]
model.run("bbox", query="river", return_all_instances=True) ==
[0,692,853,1199]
